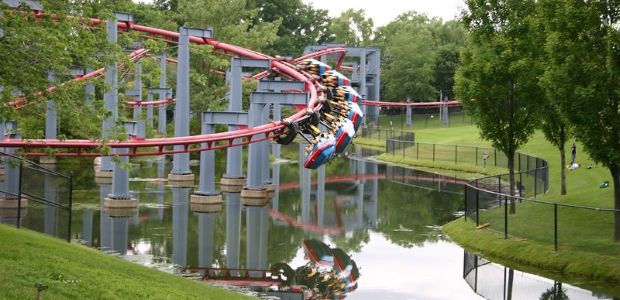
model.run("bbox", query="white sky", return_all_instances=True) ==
[304,0,467,27]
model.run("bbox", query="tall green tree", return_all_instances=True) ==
[456,0,543,208]
[247,0,331,57]
[328,9,374,46]
[376,12,467,102]
[539,0,620,240]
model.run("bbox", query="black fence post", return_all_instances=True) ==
[476,147,478,166]
[67,172,74,243]
[475,187,480,226]
[464,185,468,222]
[416,142,419,160]
[455,145,458,164]
[494,149,497,167]
[534,169,538,198]
[16,162,23,229]
[433,144,436,161]
[554,203,558,251]
[504,194,508,239]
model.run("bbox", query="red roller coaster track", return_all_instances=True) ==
[0,11,462,158]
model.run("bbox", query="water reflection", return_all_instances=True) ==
[20,144,617,299]
[463,251,615,299]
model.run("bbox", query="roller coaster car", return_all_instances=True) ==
[333,118,355,154]
[346,102,364,131]
[329,86,360,103]
[321,70,350,88]
[297,59,332,76]
[304,133,337,169]
[275,122,298,145]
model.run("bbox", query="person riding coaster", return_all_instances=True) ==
[303,132,337,169]
[331,118,355,154]
[321,70,350,88]
[297,58,332,76]
[328,85,360,103]
[326,100,363,132]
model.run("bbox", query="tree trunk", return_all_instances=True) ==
[560,145,567,195]
[508,152,516,214]
[612,166,620,242]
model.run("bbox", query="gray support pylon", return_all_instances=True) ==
[260,104,271,185]
[225,192,241,269]
[156,158,165,220]
[196,120,217,195]
[170,27,213,179]
[271,104,282,159]
[171,28,192,176]
[43,172,57,235]
[99,184,112,251]
[100,16,120,173]
[271,163,280,211]
[360,49,367,124]
[224,58,271,179]
[146,92,153,128]
[132,60,142,120]
[110,216,129,255]
[197,212,216,268]
[158,55,167,135]
[110,147,130,199]
[172,187,190,267]
[246,102,265,190]
[317,165,326,226]
[82,208,93,246]
[369,49,381,125]
[225,69,243,179]
[299,143,311,223]
[405,97,412,127]
[84,67,95,107]
[45,72,57,139]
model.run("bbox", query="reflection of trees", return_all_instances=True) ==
[539,282,568,300]
[331,230,369,253]
[376,181,462,247]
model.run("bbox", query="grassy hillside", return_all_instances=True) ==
[0,225,253,299]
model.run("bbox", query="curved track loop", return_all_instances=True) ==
[2,14,326,157]
[362,100,461,108]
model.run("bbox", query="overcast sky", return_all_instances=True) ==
[303,0,467,27]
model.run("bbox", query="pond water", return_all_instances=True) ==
[7,144,618,299]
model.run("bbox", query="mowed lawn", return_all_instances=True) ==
[0,225,253,299]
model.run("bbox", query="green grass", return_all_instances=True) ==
[376,153,507,180]
[0,224,253,299]
[358,124,620,290]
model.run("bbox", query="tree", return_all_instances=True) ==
[247,0,332,57]
[539,0,620,240]
[376,12,467,102]
[540,102,570,195]
[455,0,543,210]
[327,9,374,46]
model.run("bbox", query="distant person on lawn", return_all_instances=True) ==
[571,143,577,165]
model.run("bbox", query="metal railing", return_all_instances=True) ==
[385,136,620,253]
[0,152,73,242]
[358,126,413,142]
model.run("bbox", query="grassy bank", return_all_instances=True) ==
[361,124,620,292]
[0,225,252,299]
